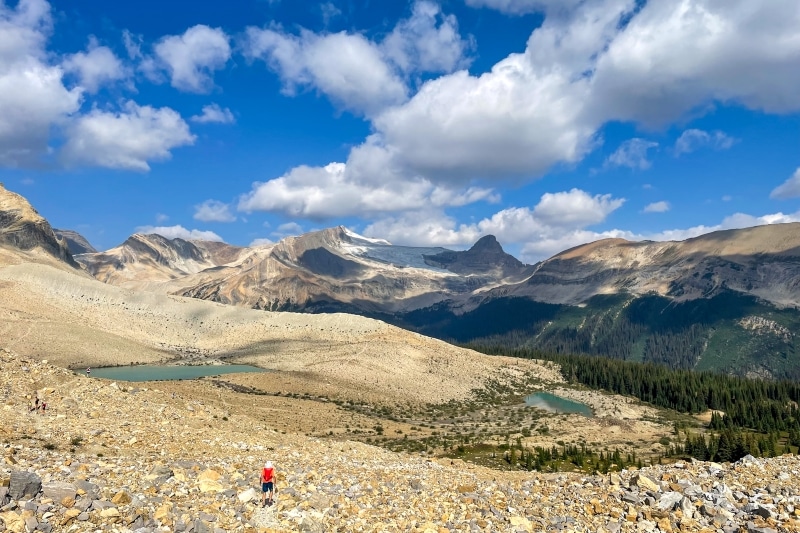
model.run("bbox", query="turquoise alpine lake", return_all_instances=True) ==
[80,364,266,382]
[524,392,594,417]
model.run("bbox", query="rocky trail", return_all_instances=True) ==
[2,350,800,533]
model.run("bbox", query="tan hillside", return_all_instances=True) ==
[0,183,77,268]
[506,222,800,306]
[0,259,554,405]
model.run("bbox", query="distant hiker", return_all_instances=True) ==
[40,401,46,414]
[86,367,91,377]
[260,461,276,507]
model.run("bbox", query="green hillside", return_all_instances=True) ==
[398,291,800,379]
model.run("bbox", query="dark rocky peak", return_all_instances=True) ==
[54,229,97,255]
[423,235,524,274]
[469,235,504,254]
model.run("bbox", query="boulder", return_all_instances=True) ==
[237,488,258,503]
[41,482,76,503]
[656,492,683,512]
[72,480,99,499]
[198,469,221,482]
[111,490,132,505]
[0,511,24,533]
[631,473,660,493]
[199,480,224,493]
[8,471,40,500]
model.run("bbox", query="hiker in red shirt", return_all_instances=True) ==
[260,461,276,507]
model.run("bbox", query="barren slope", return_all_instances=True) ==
[507,222,800,306]
[0,259,554,405]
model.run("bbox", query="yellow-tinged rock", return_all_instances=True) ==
[100,508,120,518]
[199,469,222,482]
[0,511,24,533]
[64,509,81,519]
[112,490,132,505]
[657,517,673,532]
[199,480,224,493]
[510,515,533,532]
[154,504,172,522]
[632,473,660,493]
[457,484,476,494]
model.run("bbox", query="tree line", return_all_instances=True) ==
[467,343,800,462]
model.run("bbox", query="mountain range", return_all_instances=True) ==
[3,182,800,379]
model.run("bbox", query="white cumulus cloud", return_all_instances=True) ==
[243,28,407,117]
[356,0,800,186]
[533,189,625,227]
[62,37,129,93]
[242,0,471,117]
[61,101,195,171]
[193,200,236,222]
[153,25,231,93]
[382,0,473,74]
[0,0,82,167]
[191,103,235,124]
[644,201,670,213]
[770,168,800,200]
[134,225,223,242]
[237,160,497,219]
[590,0,800,126]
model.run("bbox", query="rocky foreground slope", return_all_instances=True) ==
[3,349,800,533]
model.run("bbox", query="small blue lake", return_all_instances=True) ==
[82,364,266,382]
[525,392,594,417]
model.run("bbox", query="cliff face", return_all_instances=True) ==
[0,184,77,267]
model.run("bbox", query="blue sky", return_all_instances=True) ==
[2,0,800,263]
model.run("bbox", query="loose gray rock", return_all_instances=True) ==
[656,491,683,512]
[9,470,41,500]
